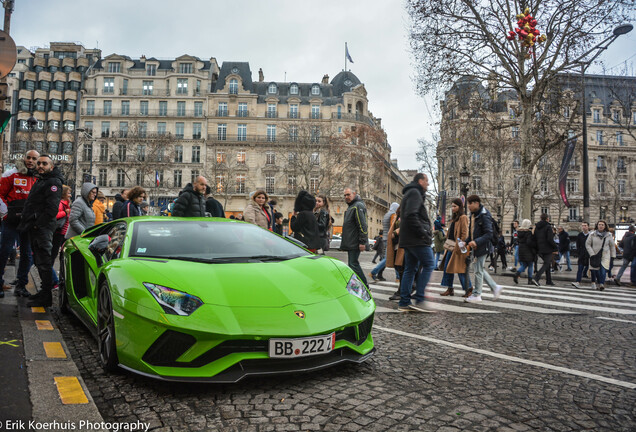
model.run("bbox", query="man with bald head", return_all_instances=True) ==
[18,155,64,307]
[0,150,39,298]
[172,176,208,217]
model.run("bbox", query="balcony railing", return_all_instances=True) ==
[331,112,374,125]
[118,88,171,96]
[81,108,205,117]
[208,134,325,144]
[266,111,278,118]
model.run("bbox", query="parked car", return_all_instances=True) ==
[60,218,376,382]
[330,235,341,249]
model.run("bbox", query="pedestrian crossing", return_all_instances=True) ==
[369,280,636,316]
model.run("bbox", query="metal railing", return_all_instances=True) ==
[81,108,205,117]
[207,134,325,144]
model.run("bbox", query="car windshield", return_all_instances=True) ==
[129,220,310,262]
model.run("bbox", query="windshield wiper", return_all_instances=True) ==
[223,254,305,262]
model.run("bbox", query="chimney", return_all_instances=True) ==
[322,74,329,84]
[140,55,146,63]
[258,68,264,82]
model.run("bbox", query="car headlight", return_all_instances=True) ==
[143,283,203,316]
[346,274,371,302]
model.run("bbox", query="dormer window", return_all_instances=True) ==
[108,62,121,73]
[290,83,298,95]
[311,85,320,96]
[146,64,156,76]
[179,63,193,74]
[229,79,238,95]
[268,83,277,94]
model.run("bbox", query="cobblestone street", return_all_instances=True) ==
[50,251,636,431]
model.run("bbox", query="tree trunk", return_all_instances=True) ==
[518,95,534,221]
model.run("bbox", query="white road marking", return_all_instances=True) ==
[373,325,636,390]
[596,317,636,324]
[372,291,497,313]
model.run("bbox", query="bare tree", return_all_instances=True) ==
[407,0,633,219]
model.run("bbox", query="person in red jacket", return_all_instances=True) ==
[0,150,39,298]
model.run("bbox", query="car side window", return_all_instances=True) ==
[105,222,127,262]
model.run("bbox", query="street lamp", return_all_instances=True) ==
[580,23,633,223]
[460,164,470,213]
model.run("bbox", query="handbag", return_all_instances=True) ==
[589,237,606,268]
[443,239,456,251]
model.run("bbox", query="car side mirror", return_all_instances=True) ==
[88,234,110,266]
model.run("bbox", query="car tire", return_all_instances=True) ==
[58,280,70,315]
[97,281,119,372]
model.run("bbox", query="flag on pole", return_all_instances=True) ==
[345,43,354,63]
[155,170,160,186]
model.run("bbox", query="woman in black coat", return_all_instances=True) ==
[513,219,537,285]
[290,190,321,252]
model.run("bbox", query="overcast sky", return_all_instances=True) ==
[8,1,636,170]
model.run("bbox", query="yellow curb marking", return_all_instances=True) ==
[54,377,89,404]
[43,342,67,359]
[35,320,54,330]
[0,339,19,347]
[31,307,46,313]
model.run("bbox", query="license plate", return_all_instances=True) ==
[269,333,335,358]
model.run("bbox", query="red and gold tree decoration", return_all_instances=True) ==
[506,7,547,58]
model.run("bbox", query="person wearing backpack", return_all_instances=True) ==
[585,220,615,291]
[532,213,557,287]
[512,219,536,285]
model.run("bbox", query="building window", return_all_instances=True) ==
[310,177,318,193]
[65,99,76,112]
[597,179,605,193]
[218,102,228,116]
[177,79,188,94]
[99,143,108,161]
[237,102,248,117]
[311,85,320,95]
[509,107,516,119]
[229,79,238,95]
[288,152,298,164]
[119,122,128,138]
[569,206,578,221]
[101,121,110,137]
[173,170,182,188]
[175,145,183,162]
[48,142,59,154]
[612,110,620,122]
[54,80,65,91]
[86,100,95,115]
[616,132,623,146]
[267,124,276,142]
[108,62,121,73]
[266,151,276,165]
[137,144,146,162]
[192,145,200,163]
[191,170,200,184]
[121,100,130,115]
[237,124,246,141]
[311,104,320,119]
[283,176,295,196]
[146,64,156,76]
[215,175,225,193]
[138,122,147,138]
[311,126,320,143]
[268,83,277,94]
[175,122,184,139]
[600,206,607,220]
[597,156,605,171]
[117,169,126,187]
[618,180,626,194]
[83,121,93,136]
[158,101,167,116]
[540,179,548,193]
[541,207,549,217]
[142,80,153,95]
[267,103,277,118]
[50,99,62,112]
[265,176,275,194]
[596,130,604,145]
[449,177,457,191]
[289,104,298,119]
[34,99,46,111]
[472,176,482,192]
[216,150,226,164]
[617,157,626,173]
[83,143,93,162]
[563,106,570,118]
[177,101,186,117]
[192,123,201,139]
[290,83,298,95]
[103,100,112,115]
[140,100,148,115]
[289,125,298,142]
[98,169,107,187]
[566,178,579,193]
[236,174,246,193]
[513,153,521,169]
[194,101,203,117]
[103,77,114,94]
[24,80,35,91]
[179,63,192,74]
[118,144,126,161]
[511,126,520,138]
[593,109,600,123]
[310,152,320,165]
[217,124,227,141]
[157,122,166,136]
[237,151,246,165]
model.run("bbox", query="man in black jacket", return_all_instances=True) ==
[615,225,635,286]
[557,227,572,271]
[533,213,557,287]
[465,195,502,303]
[172,177,208,217]
[204,185,225,218]
[397,174,435,312]
[17,156,64,307]
[111,189,128,220]
[572,221,590,289]
[341,187,368,285]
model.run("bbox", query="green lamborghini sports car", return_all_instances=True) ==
[60,217,375,382]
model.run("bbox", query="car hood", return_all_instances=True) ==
[121,255,354,308]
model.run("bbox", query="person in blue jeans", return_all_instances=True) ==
[439,198,471,296]
[512,219,536,284]
[572,222,590,289]
[396,173,435,312]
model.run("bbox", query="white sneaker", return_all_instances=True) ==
[591,282,597,290]
[493,285,503,300]
[464,294,482,303]
[571,282,580,289]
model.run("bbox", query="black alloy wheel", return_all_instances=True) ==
[97,282,119,372]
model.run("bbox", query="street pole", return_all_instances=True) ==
[581,64,590,223]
